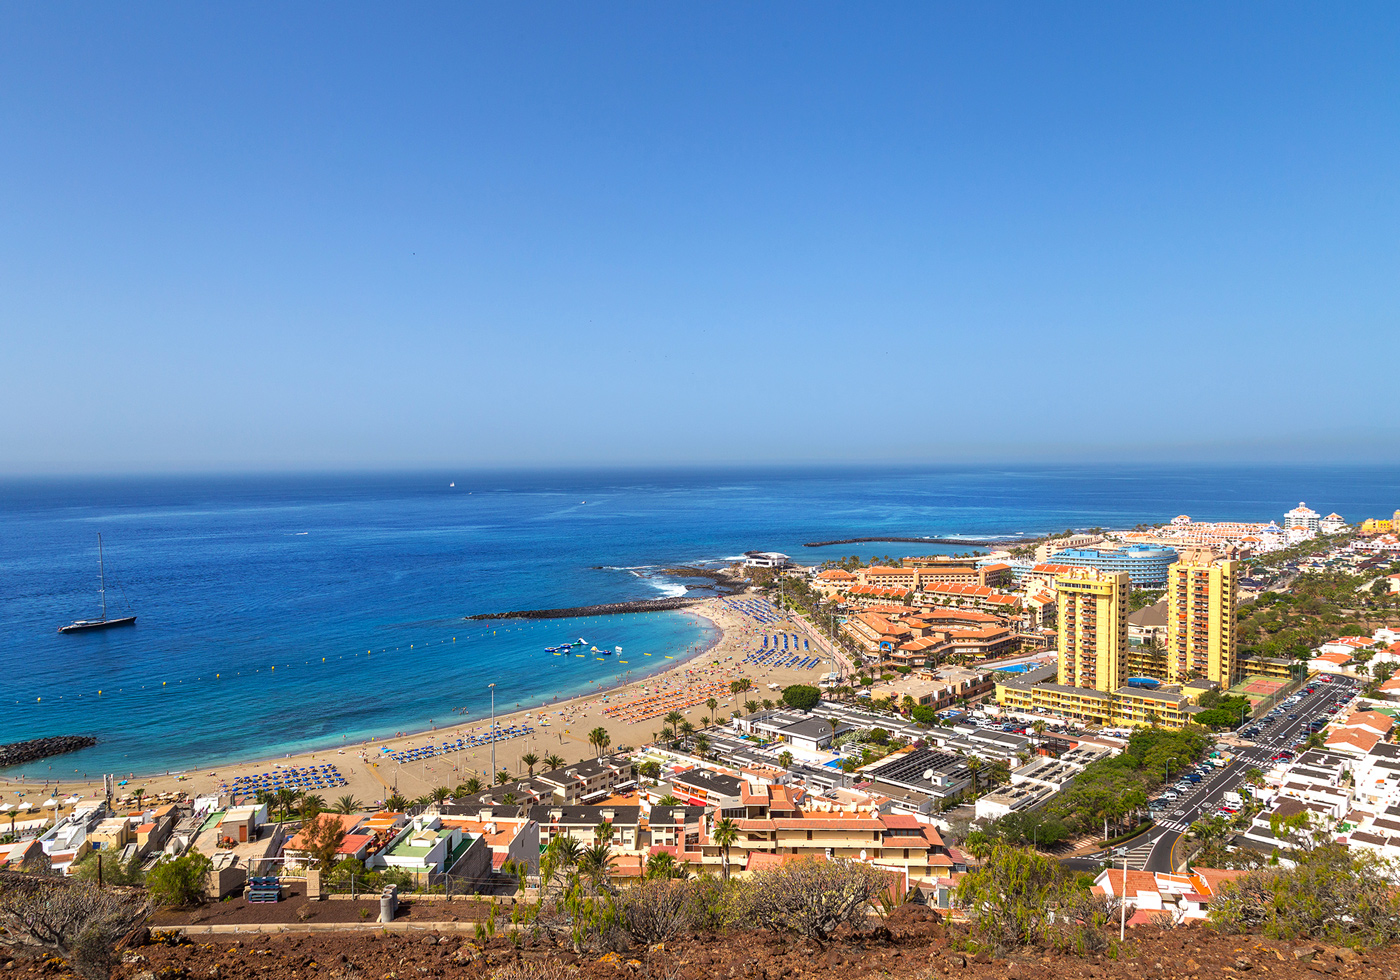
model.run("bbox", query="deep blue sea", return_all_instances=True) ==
[2,464,1396,779]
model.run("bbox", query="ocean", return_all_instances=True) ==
[1,464,1396,779]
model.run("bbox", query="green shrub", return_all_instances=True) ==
[780,685,820,712]
[1209,844,1400,946]
[955,844,1115,953]
[144,851,213,908]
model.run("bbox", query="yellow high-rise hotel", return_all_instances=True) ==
[1165,548,1237,685]
[997,551,1245,728]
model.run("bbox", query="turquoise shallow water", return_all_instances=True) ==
[1,464,1395,778]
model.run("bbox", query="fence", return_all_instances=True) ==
[321,871,520,902]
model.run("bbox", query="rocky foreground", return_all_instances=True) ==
[4,909,1396,980]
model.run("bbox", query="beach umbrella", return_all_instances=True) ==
[41,798,59,808]
[0,804,11,812]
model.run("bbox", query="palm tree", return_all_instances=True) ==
[272,787,299,822]
[495,769,512,785]
[579,842,615,893]
[464,776,483,795]
[132,788,145,811]
[745,700,759,716]
[522,752,539,776]
[679,721,695,737]
[413,793,434,807]
[385,792,408,811]
[544,754,565,770]
[431,786,452,804]
[664,711,684,734]
[551,833,583,867]
[963,830,993,862]
[737,678,752,694]
[502,793,518,806]
[762,699,774,711]
[695,734,710,754]
[657,795,680,806]
[542,834,583,893]
[777,750,793,769]
[588,726,611,758]
[700,716,710,728]
[712,817,739,881]
[965,755,984,797]
[332,794,363,814]
[595,820,614,846]
[1031,720,1046,752]
[645,850,676,880]
[297,790,324,822]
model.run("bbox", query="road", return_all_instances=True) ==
[1090,676,1359,873]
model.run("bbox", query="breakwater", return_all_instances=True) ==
[802,536,1019,548]
[0,735,97,769]
[466,597,705,621]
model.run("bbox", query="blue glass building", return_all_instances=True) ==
[1047,545,1178,588]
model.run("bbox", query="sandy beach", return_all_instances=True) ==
[0,597,831,809]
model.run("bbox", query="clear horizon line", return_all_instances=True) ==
[3,457,1400,481]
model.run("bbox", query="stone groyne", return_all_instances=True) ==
[466,597,706,621]
[0,735,97,769]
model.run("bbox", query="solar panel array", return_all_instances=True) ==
[870,747,967,785]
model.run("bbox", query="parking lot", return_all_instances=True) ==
[1130,675,1359,872]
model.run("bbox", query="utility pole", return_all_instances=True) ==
[1118,847,1129,941]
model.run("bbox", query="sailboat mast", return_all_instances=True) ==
[98,533,106,622]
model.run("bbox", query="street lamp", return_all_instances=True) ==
[488,683,497,781]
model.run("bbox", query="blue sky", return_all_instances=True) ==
[2,3,1397,472]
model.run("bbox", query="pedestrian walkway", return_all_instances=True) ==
[1118,833,1159,870]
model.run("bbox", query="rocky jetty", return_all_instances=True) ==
[802,535,1019,548]
[0,735,97,769]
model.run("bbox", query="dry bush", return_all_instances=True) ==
[489,960,580,980]
[0,877,150,980]
[734,857,887,943]
[617,878,692,945]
